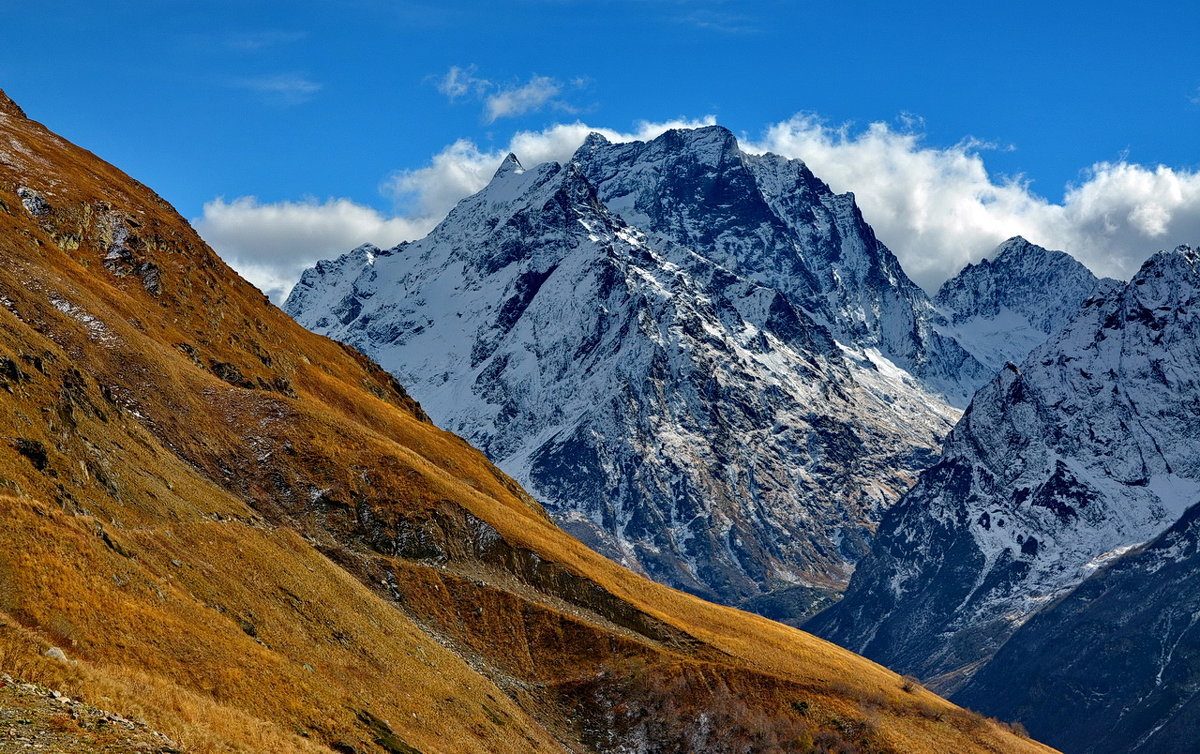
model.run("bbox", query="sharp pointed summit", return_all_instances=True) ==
[493,151,524,180]
[579,131,611,151]
[992,235,1036,257]
[934,236,1111,370]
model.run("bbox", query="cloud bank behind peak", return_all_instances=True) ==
[195,114,1200,301]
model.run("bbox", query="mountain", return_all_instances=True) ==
[285,128,977,620]
[570,129,994,406]
[934,236,1109,370]
[807,245,1200,692]
[956,497,1200,754]
[0,90,1049,753]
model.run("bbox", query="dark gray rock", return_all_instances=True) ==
[956,497,1200,754]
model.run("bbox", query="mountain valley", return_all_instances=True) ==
[0,88,1053,754]
[283,121,1200,754]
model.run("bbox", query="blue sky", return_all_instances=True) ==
[3,0,1199,298]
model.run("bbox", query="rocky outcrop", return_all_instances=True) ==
[0,90,25,119]
[0,675,180,753]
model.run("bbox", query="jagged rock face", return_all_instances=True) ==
[807,246,1200,687]
[573,128,993,406]
[935,236,1110,370]
[287,131,964,617]
[955,498,1200,754]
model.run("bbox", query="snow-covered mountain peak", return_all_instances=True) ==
[337,242,379,267]
[935,236,1100,323]
[988,234,1089,274]
[285,125,976,620]
[933,236,1108,371]
[579,131,610,151]
[410,156,616,272]
[569,126,993,405]
[991,234,1038,257]
[659,124,740,163]
[285,242,383,322]
[493,151,525,179]
[1127,243,1198,308]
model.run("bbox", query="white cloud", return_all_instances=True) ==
[435,67,580,122]
[193,197,436,302]
[384,138,504,218]
[484,76,563,122]
[437,65,487,100]
[746,116,1200,290]
[234,74,322,105]
[197,113,1200,305]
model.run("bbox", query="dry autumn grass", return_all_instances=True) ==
[0,88,1056,753]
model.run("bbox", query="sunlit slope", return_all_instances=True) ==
[0,89,1051,753]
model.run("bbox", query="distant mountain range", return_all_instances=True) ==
[285,121,1200,754]
[810,244,1200,753]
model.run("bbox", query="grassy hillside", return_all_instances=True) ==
[0,88,1052,754]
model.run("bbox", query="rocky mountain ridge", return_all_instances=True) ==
[808,244,1200,694]
[955,496,1200,754]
